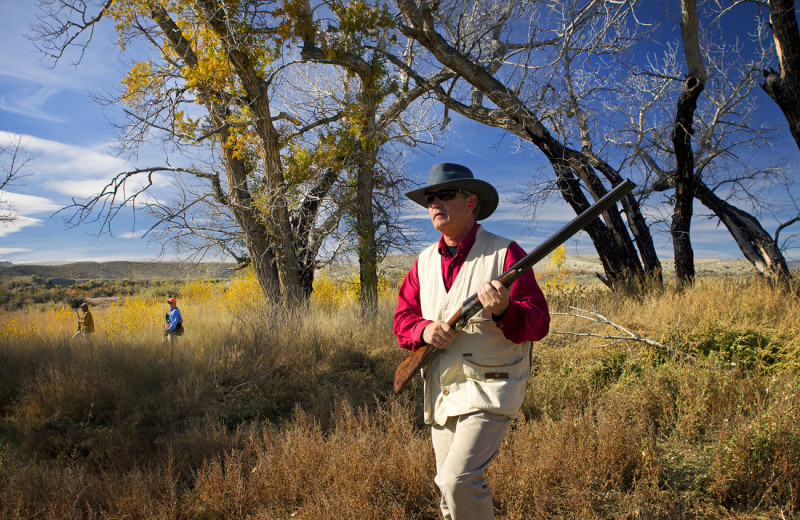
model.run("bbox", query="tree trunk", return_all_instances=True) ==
[357,156,379,318]
[764,0,800,151]
[671,75,704,289]
[293,167,343,300]
[694,182,793,286]
[357,90,380,319]
[152,5,283,301]
[670,0,706,289]
[547,162,642,290]
[199,0,305,307]
[585,156,663,284]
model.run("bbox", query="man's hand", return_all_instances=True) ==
[478,280,510,317]
[423,320,457,349]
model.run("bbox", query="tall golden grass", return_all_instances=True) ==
[0,270,798,519]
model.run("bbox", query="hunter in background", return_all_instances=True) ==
[71,302,95,341]
[393,163,550,520]
[163,297,184,346]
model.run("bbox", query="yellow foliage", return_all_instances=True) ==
[103,297,162,340]
[311,271,392,311]
[183,278,216,303]
[50,304,75,328]
[175,110,200,140]
[311,272,348,311]
[224,268,263,312]
[542,244,576,292]
[273,0,315,42]
[224,126,259,161]
[182,26,234,92]
[106,0,150,38]
[122,61,162,107]
[0,319,35,338]
[549,244,566,271]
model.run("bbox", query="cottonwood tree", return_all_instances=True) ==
[31,0,374,307]
[396,0,663,291]
[615,1,794,285]
[33,0,444,311]
[398,0,796,288]
[292,0,449,317]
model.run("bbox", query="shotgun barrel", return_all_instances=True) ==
[393,179,635,395]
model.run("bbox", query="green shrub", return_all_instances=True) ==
[590,351,644,388]
[685,327,782,369]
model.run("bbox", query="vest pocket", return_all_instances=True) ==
[462,355,528,415]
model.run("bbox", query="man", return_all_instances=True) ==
[71,302,95,341]
[393,163,550,520]
[164,297,183,344]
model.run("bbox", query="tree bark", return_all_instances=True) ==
[357,150,379,318]
[671,75,703,288]
[764,0,800,151]
[694,182,793,285]
[670,0,706,289]
[585,155,663,284]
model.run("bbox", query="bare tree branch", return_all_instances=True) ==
[550,306,689,357]
[0,135,36,222]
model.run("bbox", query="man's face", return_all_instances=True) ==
[426,187,477,237]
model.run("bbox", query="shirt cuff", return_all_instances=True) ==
[412,320,433,350]
[493,301,519,331]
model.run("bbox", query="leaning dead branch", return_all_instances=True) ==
[550,306,688,357]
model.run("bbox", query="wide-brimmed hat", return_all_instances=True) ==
[406,163,498,220]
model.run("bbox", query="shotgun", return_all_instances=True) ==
[393,179,635,395]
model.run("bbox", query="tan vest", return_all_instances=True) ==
[419,227,531,426]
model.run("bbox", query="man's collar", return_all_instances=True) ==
[438,222,481,258]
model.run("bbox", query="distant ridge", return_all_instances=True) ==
[0,256,787,284]
[0,261,239,282]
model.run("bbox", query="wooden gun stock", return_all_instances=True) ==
[393,179,635,395]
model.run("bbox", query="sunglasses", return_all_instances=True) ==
[424,189,471,205]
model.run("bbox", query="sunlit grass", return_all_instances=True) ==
[0,270,798,519]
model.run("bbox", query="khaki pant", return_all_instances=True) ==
[432,412,512,520]
[71,331,92,342]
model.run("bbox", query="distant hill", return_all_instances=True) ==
[0,261,239,283]
[0,255,787,286]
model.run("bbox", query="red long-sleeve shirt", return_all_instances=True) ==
[393,223,550,351]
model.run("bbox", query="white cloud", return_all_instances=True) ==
[0,214,43,237]
[0,190,61,213]
[0,131,167,199]
[0,84,65,123]
[5,132,129,178]
[0,247,30,257]
[46,178,110,199]
[118,230,144,239]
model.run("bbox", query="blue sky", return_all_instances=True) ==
[1,1,799,265]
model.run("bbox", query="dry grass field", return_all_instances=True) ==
[1,261,799,519]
